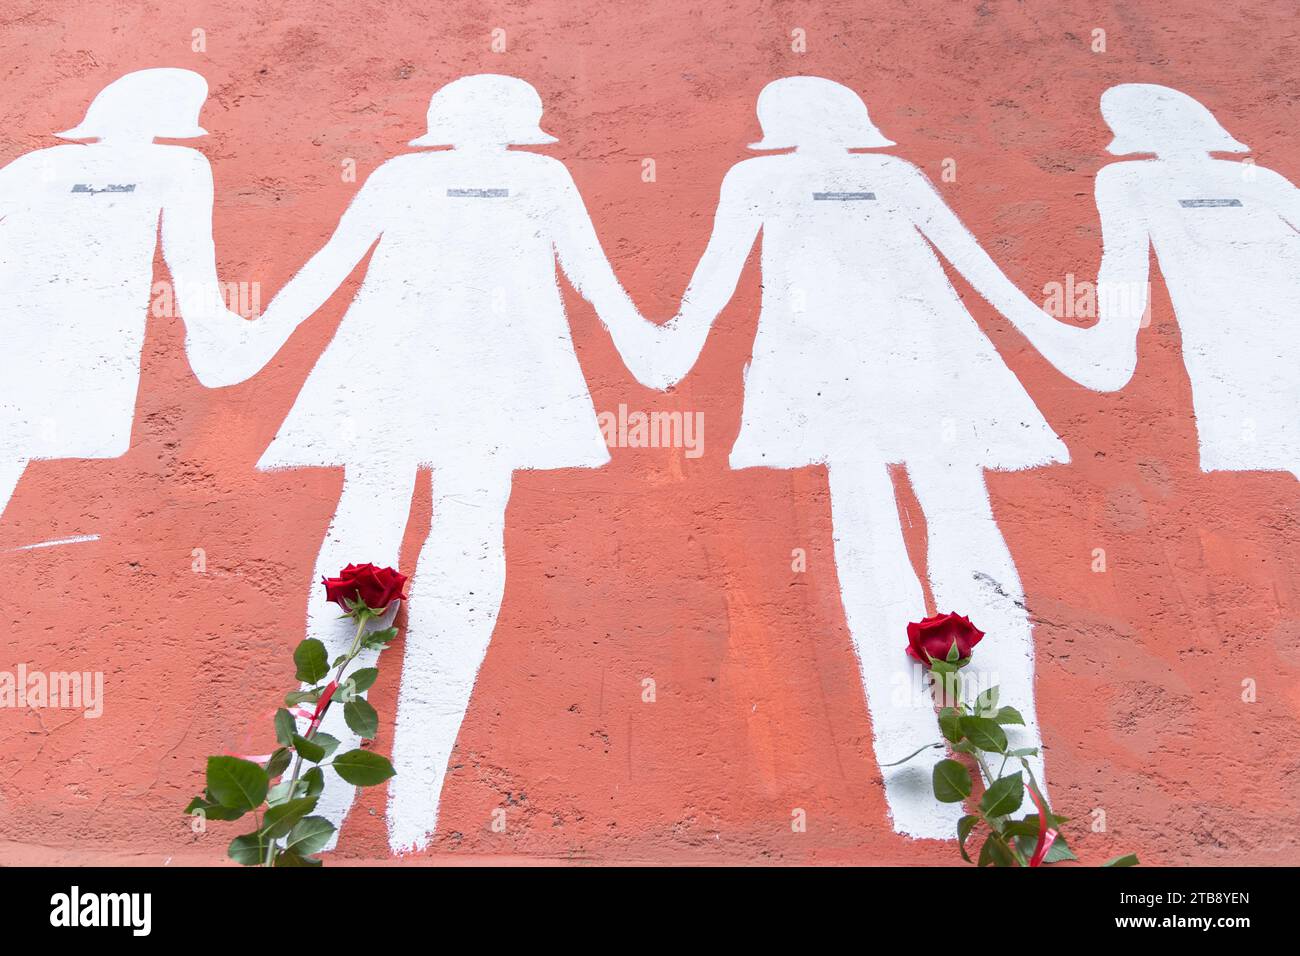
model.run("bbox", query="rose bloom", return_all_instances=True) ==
[906,612,984,666]
[322,563,408,613]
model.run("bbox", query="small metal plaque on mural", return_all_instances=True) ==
[813,191,876,201]
[1178,198,1242,207]
[448,188,509,198]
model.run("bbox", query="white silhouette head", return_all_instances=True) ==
[56,68,209,141]
[409,74,558,148]
[1101,83,1248,156]
[748,76,894,151]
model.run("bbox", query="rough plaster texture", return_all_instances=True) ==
[0,0,1298,865]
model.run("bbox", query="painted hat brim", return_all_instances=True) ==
[409,129,559,147]
[1105,134,1249,155]
[55,124,209,140]
[747,135,896,150]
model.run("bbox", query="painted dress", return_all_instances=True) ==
[0,143,232,461]
[259,150,621,471]
[695,152,1066,472]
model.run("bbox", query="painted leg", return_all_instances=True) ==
[828,462,966,839]
[291,463,418,851]
[908,461,1049,800]
[387,467,512,854]
[0,460,28,524]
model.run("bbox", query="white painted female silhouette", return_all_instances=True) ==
[643,77,1065,838]
[259,75,650,853]
[0,69,280,525]
[1013,83,1300,478]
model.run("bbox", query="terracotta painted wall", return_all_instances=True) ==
[1,0,1298,865]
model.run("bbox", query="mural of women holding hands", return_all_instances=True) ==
[0,68,284,526]
[259,74,655,853]
[640,76,1067,838]
[1013,83,1300,479]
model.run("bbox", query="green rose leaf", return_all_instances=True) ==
[978,832,1017,867]
[1012,829,1077,863]
[228,830,272,866]
[1002,820,1039,839]
[980,771,1024,818]
[348,668,380,694]
[312,733,342,759]
[361,627,399,651]
[938,708,964,744]
[184,793,246,821]
[302,766,325,798]
[266,780,293,805]
[285,688,321,707]
[206,756,269,812]
[1043,836,1078,863]
[1014,810,1070,832]
[332,749,396,787]
[344,699,379,739]
[928,657,957,676]
[958,716,1008,754]
[261,796,318,839]
[293,638,330,684]
[1102,853,1140,868]
[274,709,297,747]
[957,814,980,864]
[974,685,1000,717]
[292,733,326,764]
[284,816,336,857]
[264,747,292,779]
[275,850,323,867]
[932,759,972,803]
[995,706,1026,727]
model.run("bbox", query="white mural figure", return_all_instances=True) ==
[259,75,651,853]
[0,68,287,525]
[642,77,1067,838]
[1011,83,1300,479]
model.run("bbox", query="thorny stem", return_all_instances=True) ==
[263,610,373,867]
[970,749,1029,867]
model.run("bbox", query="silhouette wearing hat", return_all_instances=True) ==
[1013,83,1300,479]
[0,68,281,526]
[638,76,1065,838]
[257,74,653,853]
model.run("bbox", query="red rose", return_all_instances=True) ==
[906,612,984,666]
[322,563,408,614]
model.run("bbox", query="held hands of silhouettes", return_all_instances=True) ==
[184,301,306,388]
[603,299,716,392]
[1004,297,1141,394]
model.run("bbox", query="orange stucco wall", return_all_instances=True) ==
[1,0,1298,865]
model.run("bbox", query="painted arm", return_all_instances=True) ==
[159,152,265,387]
[160,153,292,387]
[256,169,387,337]
[908,161,1147,392]
[171,156,385,387]
[550,165,663,387]
[1006,166,1149,391]
[655,164,763,387]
